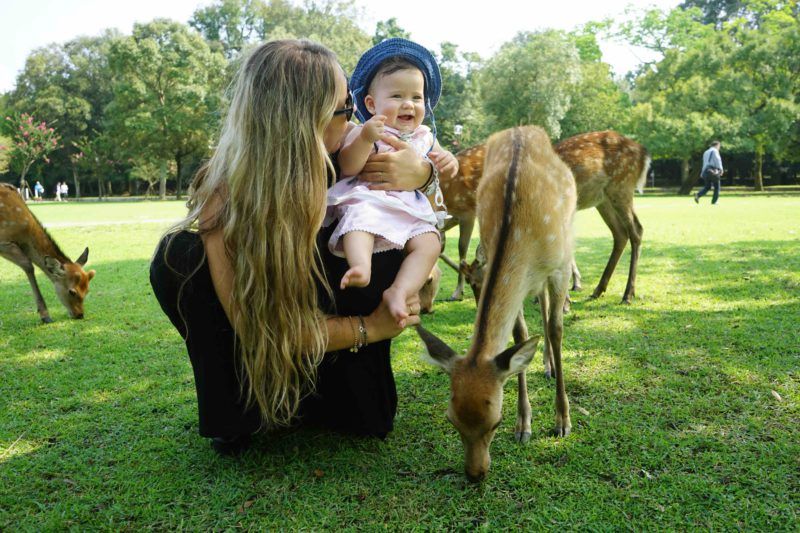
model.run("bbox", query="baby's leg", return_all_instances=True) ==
[383,231,440,325]
[341,231,374,289]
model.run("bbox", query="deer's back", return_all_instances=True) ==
[0,183,39,242]
[555,130,648,210]
[478,127,576,276]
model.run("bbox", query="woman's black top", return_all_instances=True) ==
[149,224,402,439]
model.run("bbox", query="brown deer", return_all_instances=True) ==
[417,126,576,482]
[438,144,485,300]
[0,183,95,322]
[440,130,650,304]
[418,264,441,314]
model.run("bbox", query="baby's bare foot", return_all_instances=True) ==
[383,286,409,326]
[341,265,371,289]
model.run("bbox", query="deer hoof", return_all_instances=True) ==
[543,369,553,379]
[446,293,463,302]
[553,425,571,438]
[620,298,632,305]
[41,316,53,324]
[571,284,583,292]
[515,431,532,444]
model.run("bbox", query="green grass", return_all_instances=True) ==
[1,196,798,529]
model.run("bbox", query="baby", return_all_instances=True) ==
[325,39,457,325]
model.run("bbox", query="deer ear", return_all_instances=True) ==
[87,269,96,281]
[416,325,458,374]
[75,247,89,266]
[493,335,540,380]
[43,256,65,278]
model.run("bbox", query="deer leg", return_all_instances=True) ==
[615,208,643,304]
[570,257,583,291]
[591,201,628,300]
[548,274,571,437]
[512,309,532,443]
[448,215,475,301]
[0,242,52,323]
[539,289,554,379]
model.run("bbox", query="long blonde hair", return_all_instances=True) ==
[170,40,339,428]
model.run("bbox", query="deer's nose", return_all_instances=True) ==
[74,313,84,320]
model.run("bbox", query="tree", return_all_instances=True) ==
[2,113,60,189]
[9,31,120,197]
[480,31,582,139]
[190,0,371,72]
[680,0,746,25]
[106,19,227,199]
[190,0,263,58]
[560,26,630,139]
[432,43,487,150]
[373,18,410,45]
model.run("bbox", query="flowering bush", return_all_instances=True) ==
[3,113,61,186]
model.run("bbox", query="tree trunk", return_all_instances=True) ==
[754,149,764,191]
[175,154,183,200]
[159,160,167,200]
[72,166,81,199]
[678,158,699,195]
[97,176,104,200]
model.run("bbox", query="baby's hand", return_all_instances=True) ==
[361,115,386,143]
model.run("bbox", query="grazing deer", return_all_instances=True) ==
[439,130,650,303]
[418,264,441,314]
[417,126,576,482]
[0,183,95,322]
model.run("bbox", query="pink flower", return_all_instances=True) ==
[23,131,29,137]
[26,116,33,124]
[49,128,54,133]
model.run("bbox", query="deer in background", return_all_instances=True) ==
[440,130,650,304]
[417,126,576,482]
[0,183,95,322]
[438,144,484,300]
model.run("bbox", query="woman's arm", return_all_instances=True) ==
[324,294,421,352]
[199,194,237,327]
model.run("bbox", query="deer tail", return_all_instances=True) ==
[636,154,651,194]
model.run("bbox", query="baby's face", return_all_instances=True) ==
[366,68,425,134]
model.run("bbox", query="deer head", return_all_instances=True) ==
[417,325,540,482]
[43,247,96,319]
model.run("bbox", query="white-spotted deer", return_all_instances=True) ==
[0,183,95,322]
[417,126,576,482]
[440,130,650,304]
[438,144,485,300]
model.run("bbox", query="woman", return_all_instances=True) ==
[150,40,448,454]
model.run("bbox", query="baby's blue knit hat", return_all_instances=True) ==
[350,38,442,124]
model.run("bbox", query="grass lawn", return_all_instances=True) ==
[1,195,798,529]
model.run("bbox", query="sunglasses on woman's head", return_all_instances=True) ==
[333,91,353,121]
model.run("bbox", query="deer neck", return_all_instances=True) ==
[468,130,530,364]
[19,211,70,272]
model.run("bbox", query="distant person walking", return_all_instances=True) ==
[60,181,69,201]
[33,181,44,200]
[695,141,723,204]
[55,182,62,202]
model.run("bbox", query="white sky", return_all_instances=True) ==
[0,0,681,93]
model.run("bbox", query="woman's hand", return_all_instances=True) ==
[360,135,430,191]
[364,292,422,343]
